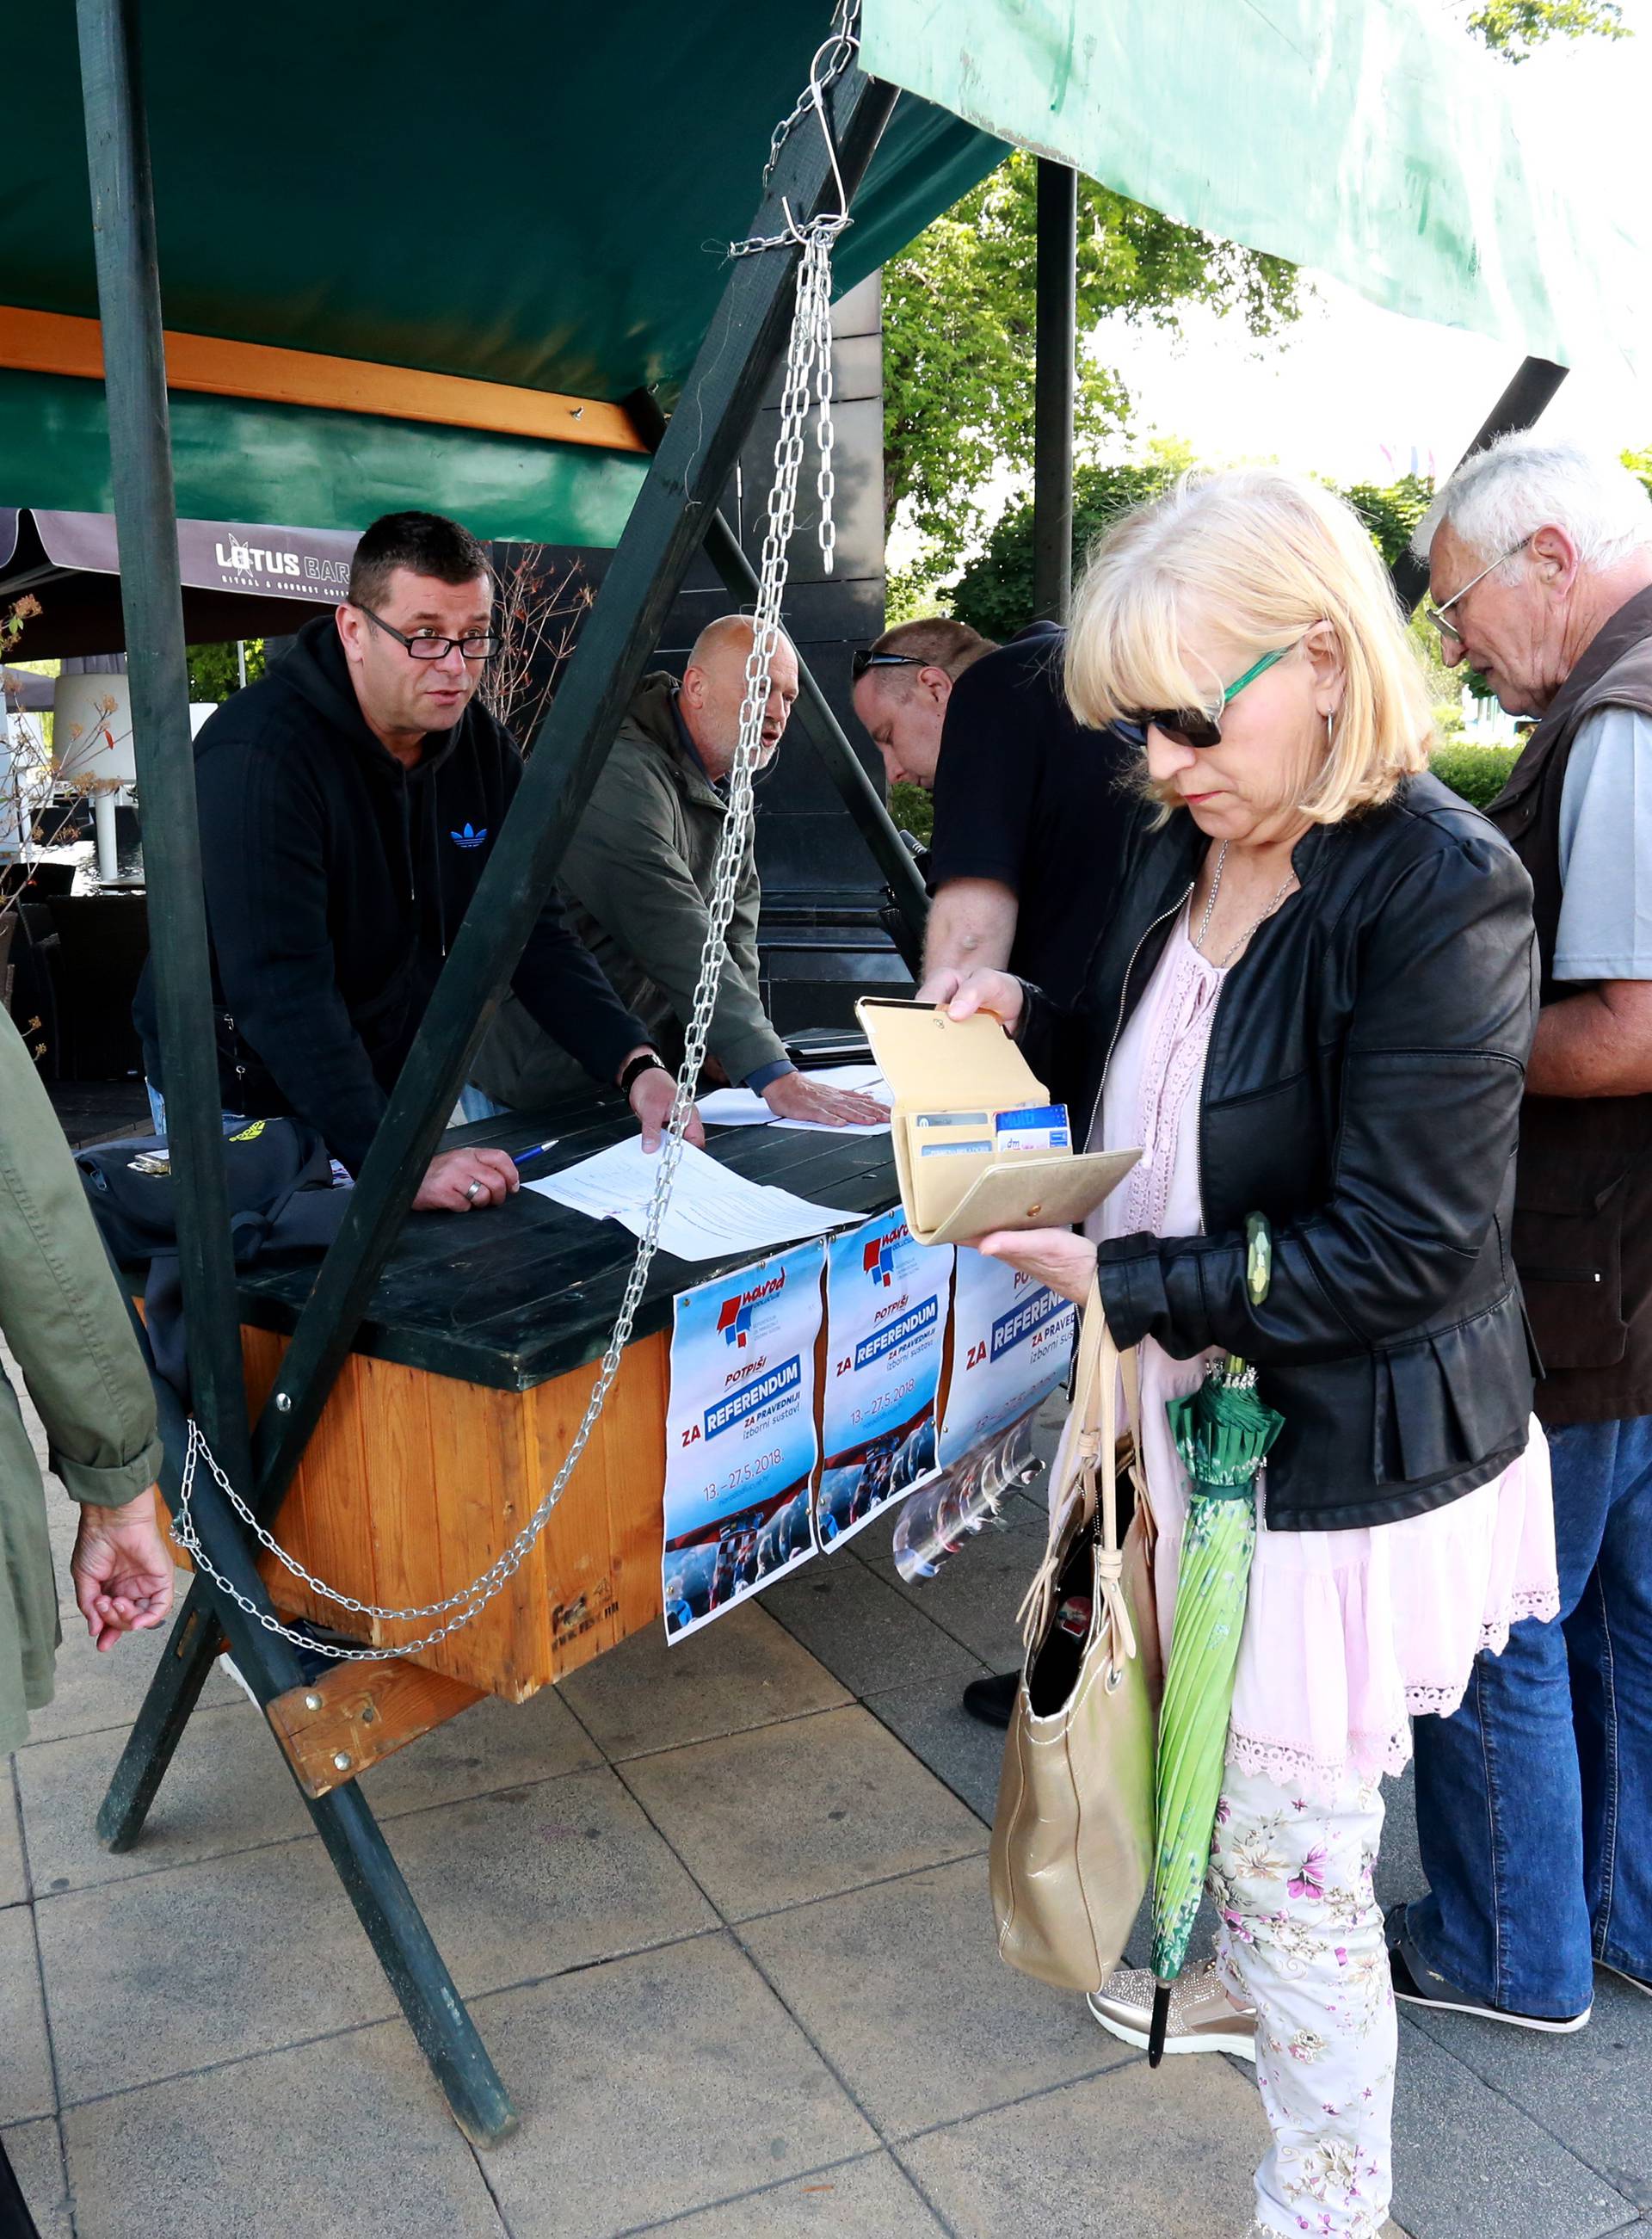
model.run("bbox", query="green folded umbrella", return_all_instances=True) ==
[1146,1213,1285,2067]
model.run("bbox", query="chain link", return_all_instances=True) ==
[173,48,855,1665]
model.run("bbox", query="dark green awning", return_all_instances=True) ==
[2,3,1002,537]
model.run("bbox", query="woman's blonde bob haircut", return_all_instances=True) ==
[1065,467,1433,825]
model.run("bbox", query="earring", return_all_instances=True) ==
[1325,709,1335,749]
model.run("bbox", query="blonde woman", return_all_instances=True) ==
[934,469,1559,2239]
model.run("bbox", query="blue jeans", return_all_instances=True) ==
[1409,1416,1652,2015]
[455,1083,509,1123]
[144,1082,246,1138]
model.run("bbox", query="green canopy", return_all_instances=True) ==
[2,3,1002,538]
[861,0,1642,376]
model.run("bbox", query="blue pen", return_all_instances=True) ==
[510,1138,561,1169]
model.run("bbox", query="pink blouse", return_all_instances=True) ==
[1088,908,1559,1798]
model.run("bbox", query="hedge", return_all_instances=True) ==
[1427,744,1519,810]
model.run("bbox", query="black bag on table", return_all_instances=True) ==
[76,1116,351,1402]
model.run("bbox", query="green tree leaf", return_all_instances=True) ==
[882,152,1298,589]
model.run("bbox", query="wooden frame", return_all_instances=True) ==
[0,303,646,454]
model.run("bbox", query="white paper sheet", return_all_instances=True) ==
[699,1064,892,1135]
[525,1137,865,1261]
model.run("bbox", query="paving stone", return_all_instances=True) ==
[0,1903,52,2125]
[61,2028,508,2239]
[391,1763,717,1995]
[15,1589,240,1751]
[862,1675,1007,1824]
[1389,2016,1632,2239]
[558,1603,850,1761]
[1395,1984,1652,2226]
[866,1496,1051,1672]
[740,1855,1130,2139]
[478,1934,875,2239]
[895,2054,1278,2237]
[15,1705,314,1893]
[0,1772,26,1906]
[36,1762,710,2102]
[37,1834,385,2104]
[632,2150,946,2234]
[15,1682,601,1893]
[620,1704,986,1922]
[3,2119,71,2239]
[763,1554,984,1699]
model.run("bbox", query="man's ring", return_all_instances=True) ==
[464,1180,484,1205]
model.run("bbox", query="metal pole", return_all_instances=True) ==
[1032,160,1077,626]
[1390,355,1569,609]
[73,0,251,1475]
[624,389,929,967]
[250,64,901,1517]
[75,0,517,2144]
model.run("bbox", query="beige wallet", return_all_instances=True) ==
[855,996,1140,1246]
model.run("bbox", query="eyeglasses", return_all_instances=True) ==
[1422,537,1531,645]
[851,649,924,684]
[354,604,498,662]
[1122,645,1292,750]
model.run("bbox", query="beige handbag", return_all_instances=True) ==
[989,1282,1160,1993]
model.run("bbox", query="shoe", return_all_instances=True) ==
[1388,1932,1591,2032]
[1087,1960,1257,2061]
[218,1619,359,1710]
[1596,1958,1652,1998]
[216,1651,260,1709]
[962,1668,1020,1729]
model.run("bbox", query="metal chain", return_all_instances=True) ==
[173,52,854,1664]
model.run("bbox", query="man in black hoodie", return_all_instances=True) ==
[136,512,696,1212]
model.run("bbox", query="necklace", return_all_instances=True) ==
[1193,840,1298,970]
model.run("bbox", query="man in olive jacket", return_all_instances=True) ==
[470,618,886,1127]
[0,1006,173,1754]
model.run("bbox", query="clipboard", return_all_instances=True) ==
[855,996,1140,1246]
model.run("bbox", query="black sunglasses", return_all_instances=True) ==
[851,649,924,684]
[1119,647,1289,749]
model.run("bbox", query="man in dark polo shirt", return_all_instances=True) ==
[853,613,1140,1725]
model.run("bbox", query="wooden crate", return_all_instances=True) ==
[168,1325,669,1702]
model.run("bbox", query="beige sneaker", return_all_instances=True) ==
[1087,1959,1257,2061]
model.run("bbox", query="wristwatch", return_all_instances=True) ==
[619,1050,670,1099]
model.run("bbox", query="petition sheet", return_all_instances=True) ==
[815,1210,952,1551]
[527,1137,860,1261]
[937,1246,1076,1466]
[661,1240,825,1642]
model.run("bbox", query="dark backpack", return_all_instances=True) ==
[77,1116,351,1400]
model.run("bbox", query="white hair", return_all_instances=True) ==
[1414,430,1652,577]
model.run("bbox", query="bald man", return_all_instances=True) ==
[469,618,887,1126]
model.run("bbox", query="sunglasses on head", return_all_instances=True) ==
[851,649,924,684]
[1121,645,1291,749]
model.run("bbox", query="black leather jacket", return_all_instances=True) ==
[1021,772,1540,1531]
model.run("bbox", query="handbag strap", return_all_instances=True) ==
[1016,1279,1138,1663]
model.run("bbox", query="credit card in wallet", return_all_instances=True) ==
[994,1102,1070,1153]
[914,1110,989,1128]
[919,1138,994,1157]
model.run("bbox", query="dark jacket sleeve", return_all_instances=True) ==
[499,750,650,1086]
[1095,830,1539,1365]
[196,737,391,1172]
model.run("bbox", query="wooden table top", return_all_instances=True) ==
[236,1096,900,1391]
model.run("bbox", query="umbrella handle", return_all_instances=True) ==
[1245,1212,1273,1305]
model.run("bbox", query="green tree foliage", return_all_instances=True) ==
[1465,0,1627,61]
[186,639,265,704]
[883,154,1298,589]
[951,447,1193,640]
[1335,473,1435,569]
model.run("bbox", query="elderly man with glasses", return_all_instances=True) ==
[135,510,698,1212]
[1389,432,1652,2034]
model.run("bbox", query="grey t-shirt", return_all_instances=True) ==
[1555,705,1652,984]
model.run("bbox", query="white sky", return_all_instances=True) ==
[1088,9,1652,484]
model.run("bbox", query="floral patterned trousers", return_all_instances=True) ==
[1211,1761,1396,2239]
